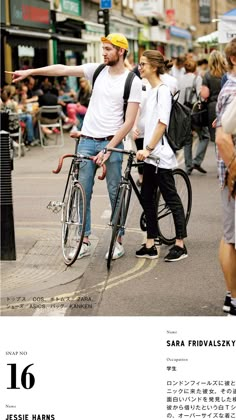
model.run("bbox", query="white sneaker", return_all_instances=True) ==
[105,241,125,260]
[68,241,91,260]
[30,139,40,147]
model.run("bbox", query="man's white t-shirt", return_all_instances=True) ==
[81,63,142,137]
[144,84,177,169]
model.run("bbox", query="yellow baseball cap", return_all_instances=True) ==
[101,33,129,50]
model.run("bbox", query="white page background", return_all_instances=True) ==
[0,317,235,420]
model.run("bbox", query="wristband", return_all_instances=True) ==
[146,145,154,152]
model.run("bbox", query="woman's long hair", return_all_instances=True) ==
[208,50,227,78]
[79,77,91,95]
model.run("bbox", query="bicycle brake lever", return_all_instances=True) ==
[89,156,107,180]
[98,163,106,180]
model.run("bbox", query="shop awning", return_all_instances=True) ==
[170,26,192,40]
[52,34,89,53]
[196,31,219,44]
[4,28,50,48]
[110,16,143,28]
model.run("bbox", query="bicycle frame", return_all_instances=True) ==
[48,147,106,265]
[108,148,157,221]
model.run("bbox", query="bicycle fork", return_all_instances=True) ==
[109,182,132,233]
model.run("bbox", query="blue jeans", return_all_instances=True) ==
[19,113,34,142]
[77,136,124,237]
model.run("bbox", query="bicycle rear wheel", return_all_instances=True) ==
[156,168,192,246]
[107,185,130,270]
[61,182,86,266]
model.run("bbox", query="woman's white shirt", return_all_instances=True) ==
[160,73,178,95]
[144,84,177,169]
[136,80,151,138]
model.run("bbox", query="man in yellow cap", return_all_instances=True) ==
[101,33,129,50]
[9,33,142,261]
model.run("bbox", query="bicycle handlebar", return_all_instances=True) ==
[52,153,107,180]
[106,147,136,156]
[105,147,160,163]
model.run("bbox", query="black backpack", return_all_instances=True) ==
[92,64,136,120]
[157,86,192,152]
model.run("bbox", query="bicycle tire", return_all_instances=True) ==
[107,185,129,270]
[61,182,86,266]
[156,168,192,246]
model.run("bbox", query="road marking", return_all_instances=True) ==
[0,255,159,314]
[14,222,142,233]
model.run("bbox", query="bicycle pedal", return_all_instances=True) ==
[46,201,63,213]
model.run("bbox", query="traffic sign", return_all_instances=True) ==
[100,0,112,9]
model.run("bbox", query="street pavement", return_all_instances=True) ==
[0,133,227,317]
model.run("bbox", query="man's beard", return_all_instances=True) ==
[106,55,119,67]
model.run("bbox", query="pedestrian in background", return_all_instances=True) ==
[161,59,178,95]
[215,37,236,317]
[67,77,92,131]
[201,50,227,143]
[170,55,186,83]
[178,59,210,175]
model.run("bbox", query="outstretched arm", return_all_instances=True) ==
[6,64,85,83]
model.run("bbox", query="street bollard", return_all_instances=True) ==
[0,127,16,260]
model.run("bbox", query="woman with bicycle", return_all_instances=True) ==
[136,50,188,262]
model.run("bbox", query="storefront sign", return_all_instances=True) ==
[61,0,81,16]
[133,0,164,18]
[199,0,211,23]
[10,0,50,29]
[110,21,139,40]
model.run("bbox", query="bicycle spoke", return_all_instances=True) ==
[156,169,192,245]
[61,183,86,266]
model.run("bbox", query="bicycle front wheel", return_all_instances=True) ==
[61,182,86,266]
[107,185,130,270]
[156,168,192,246]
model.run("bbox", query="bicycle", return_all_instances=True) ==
[105,147,192,270]
[47,140,106,266]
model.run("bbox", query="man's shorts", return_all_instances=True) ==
[221,187,236,245]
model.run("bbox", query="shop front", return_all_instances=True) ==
[109,15,141,64]
[167,26,192,57]
[82,21,105,63]
[150,25,168,56]
[3,0,51,81]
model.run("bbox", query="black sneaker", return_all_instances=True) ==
[136,244,158,259]
[228,304,236,316]
[193,164,207,174]
[223,295,231,313]
[164,245,188,262]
